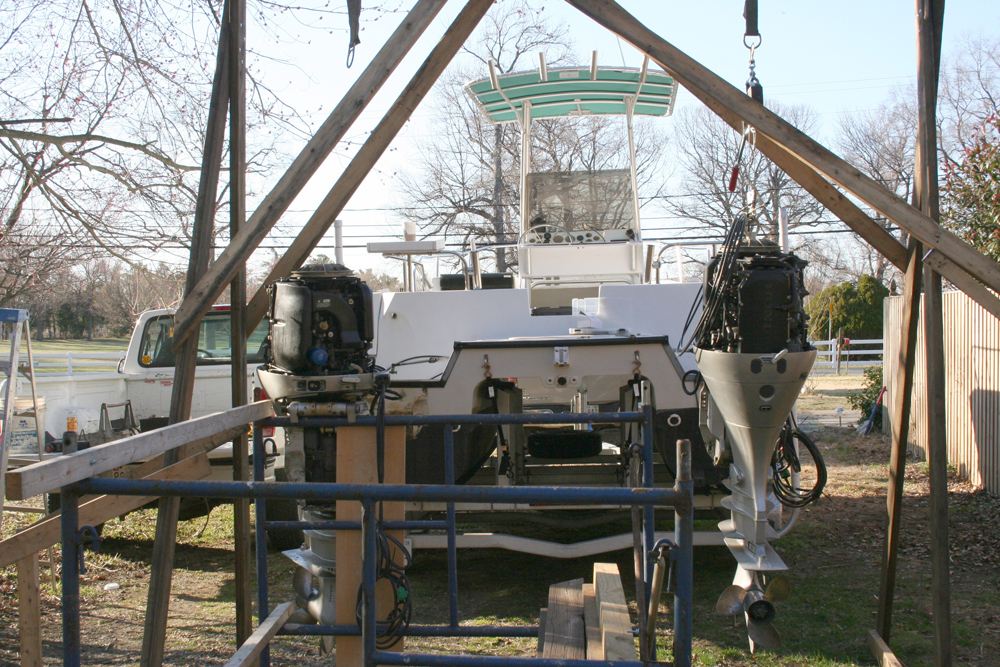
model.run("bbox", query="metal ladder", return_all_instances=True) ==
[1,309,45,524]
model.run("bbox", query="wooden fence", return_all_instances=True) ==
[884,290,1000,493]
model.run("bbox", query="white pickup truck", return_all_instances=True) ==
[4,306,298,545]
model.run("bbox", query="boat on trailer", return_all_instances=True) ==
[260,55,819,650]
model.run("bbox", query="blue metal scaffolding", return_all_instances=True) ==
[58,406,694,667]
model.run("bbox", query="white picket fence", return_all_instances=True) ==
[810,338,884,372]
[27,351,126,375]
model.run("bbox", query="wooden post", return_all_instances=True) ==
[141,3,233,665]
[228,0,252,648]
[336,426,406,667]
[169,0,449,350]
[244,0,497,333]
[876,240,922,642]
[914,2,951,664]
[17,553,42,667]
[564,0,1000,296]
[836,328,844,376]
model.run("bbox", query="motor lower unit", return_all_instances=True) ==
[695,245,817,651]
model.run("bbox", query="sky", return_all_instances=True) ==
[239,0,1000,278]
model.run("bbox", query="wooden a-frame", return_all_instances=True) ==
[147,1,997,665]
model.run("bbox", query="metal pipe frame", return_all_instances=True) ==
[58,410,694,667]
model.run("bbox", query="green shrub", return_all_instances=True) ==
[848,365,885,431]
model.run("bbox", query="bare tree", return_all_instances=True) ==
[665,103,824,241]
[939,35,1000,165]
[0,0,328,305]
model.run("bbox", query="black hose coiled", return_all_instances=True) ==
[771,419,827,508]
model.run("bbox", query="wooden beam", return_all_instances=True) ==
[876,240,922,641]
[5,402,270,501]
[228,0,252,648]
[17,553,42,667]
[0,447,216,569]
[244,0,497,334]
[923,251,1000,320]
[702,91,1000,318]
[914,3,952,665]
[868,629,907,667]
[541,579,585,660]
[170,0,449,350]
[336,426,407,667]
[582,582,603,660]
[565,0,1000,296]
[593,562,636,661]
[536,608,548,657]
[222,602,295,667]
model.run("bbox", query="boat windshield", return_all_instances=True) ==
[526,169,636,234]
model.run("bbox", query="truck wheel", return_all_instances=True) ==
[47,493,105,538]
[266,470,304,551]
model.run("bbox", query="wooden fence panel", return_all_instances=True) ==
[884,290,1000,492]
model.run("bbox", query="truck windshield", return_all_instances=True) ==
[137,313,268,368]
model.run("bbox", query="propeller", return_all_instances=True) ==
[715,574,791,653]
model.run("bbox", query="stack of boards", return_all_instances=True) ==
[537,562,637,660]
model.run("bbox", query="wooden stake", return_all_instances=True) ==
[141,3,233,664]
[876,239,922,641]
[17,553,42,667]
[170,0,449,350]
[564,0,1000,295]
[244,0,497,333]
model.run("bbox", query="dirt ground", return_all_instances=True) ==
[2,377,998,666]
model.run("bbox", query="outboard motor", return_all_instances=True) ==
[693,240,816,652]
[257,263,376,401]
[256,263,379,646]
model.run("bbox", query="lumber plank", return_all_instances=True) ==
[17,553,42,667]
[222,601,295,667]
[593,562,636,661]
[702,91,1000,320]
[536,608,547,657]
[877,241,922,639]
[5,402,269,501]
[170,0,448,350]
[541,579,585,660]
[565,0,1000,296]
[336,426,407,666]
[868,629,906,667]
[923,251,1000,320]
[228,0,252,645]
[582,582,603,660]
[243,0,497,333]
[0,450,212,569]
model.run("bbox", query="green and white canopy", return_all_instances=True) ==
[466,64,677,124]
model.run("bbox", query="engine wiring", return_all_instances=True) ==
[677,213,747,355]
[771,416,827,509]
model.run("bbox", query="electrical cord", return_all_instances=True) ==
[355,524,413,649]
[771,417,827,508]
[358,372,413,648]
